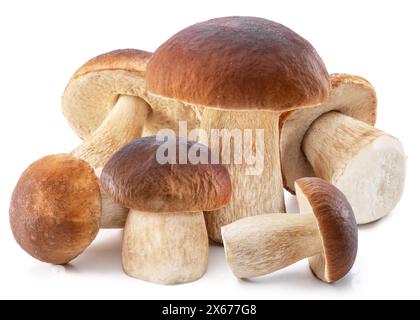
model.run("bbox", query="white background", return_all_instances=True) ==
[0,0,419,300]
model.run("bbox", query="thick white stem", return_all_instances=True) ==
[222,213,322,278]
[72,95,151,168]
[199,109,285,243]
[303,111,406,224]
[122,210,208,285]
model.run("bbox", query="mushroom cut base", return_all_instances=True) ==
[122,210,208,285]
[302,111,406,224]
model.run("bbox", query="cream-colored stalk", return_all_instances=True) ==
[222,214,322,279]
[72,95,151,168]
[199,109,285,243]
[94,168,128,229]
[302,111,406,224]
[122,211,208,285]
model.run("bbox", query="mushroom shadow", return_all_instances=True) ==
[207,244,227,275]
[238,265,320,290]
[238,264,356,292]
[285,193,299,213]
[65,230,123,275]
[357,213,391,231]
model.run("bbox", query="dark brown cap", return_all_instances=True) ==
[146,16,330,111]
[101,136,232,212]
[295,177,358,283]
[9,154,101,265]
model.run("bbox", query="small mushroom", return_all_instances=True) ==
[222,177,357,283]
[280,74,406,224]
[9,154,105,264]
[101,136,232,284]
[146,16,331,243]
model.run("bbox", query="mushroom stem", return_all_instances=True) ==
[122,210,209,285]
[222,213,322,278]
[302,111,406,224]
[99,189,129,229]
[199,109,285,243]
[72,95,151,168]
[93,168,128,229]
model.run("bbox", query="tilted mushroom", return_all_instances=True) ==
[9,154,110,264]
[280,74,406,224]
[222,177,358,283]
[63,49,152,168]
[62,49,200,169]
[101,136,232,284]
[146,16,331,243]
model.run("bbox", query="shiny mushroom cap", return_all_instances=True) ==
[101,136,232,212]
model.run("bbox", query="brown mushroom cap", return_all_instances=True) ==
[62,49,152,139]
[295,177,358,283]
[280,74,377,193]
[9,154,101,265]
[146,16,330,111]
[101,136,232,212]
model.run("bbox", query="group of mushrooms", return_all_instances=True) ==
[9,17,406,285]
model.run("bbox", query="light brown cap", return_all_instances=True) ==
[280,74,377,193]
[295,177,358,283]
[101,136,232,212]
[9,154,101,265]
[62,49,152,139]
[146,16,330,111]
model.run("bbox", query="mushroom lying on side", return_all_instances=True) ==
[222,177,357,283]
[280,74,406,224]
[63,49,201,169]
[63,49,153,169]
[9,154,114,264]
[101,136,232,285]
[146,16,331,243]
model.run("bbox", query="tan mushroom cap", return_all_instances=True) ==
[101,136,232,212]
[62,49,152,140]
[280,74,377,193]
[146,16,330,111]
[9,154,101,265]
[295,177,358,283]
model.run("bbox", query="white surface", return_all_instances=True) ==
[0,0,419,300]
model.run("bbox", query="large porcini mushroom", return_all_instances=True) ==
[280,74,406,224]
[146,16,331,243]
[101,136,232,284]
[222,177,358,283]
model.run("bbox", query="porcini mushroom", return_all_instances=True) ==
[63,49,153,168]
[101,136,232,284]
[280,74,406,224]
[222,177,357,283]
[58,50,157,228]
[146,16,331,243]
[9,154,103,264]
[63,49,202,170]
